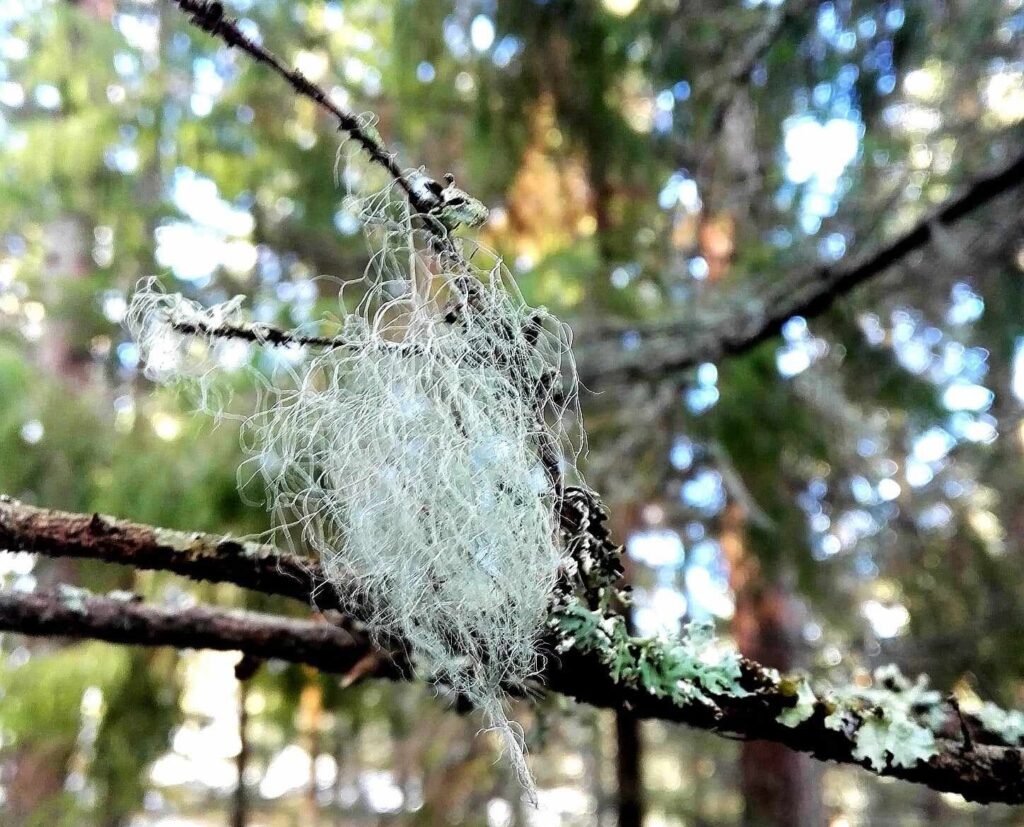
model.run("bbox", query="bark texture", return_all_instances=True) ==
[3,498,1024,804]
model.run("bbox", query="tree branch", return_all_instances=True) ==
[546,646,1024,805]
[164,315,419,355]
[168,317,347,350]
[172,0,414,210]
[0,494,343,611]
[3,497,1024,804]
[576,147,1024,385]
[0,586,394,678]
[170,0,463,261]
[147,147,1024,381]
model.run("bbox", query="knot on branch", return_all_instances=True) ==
[178,0,238,45]
[88,512,112,536]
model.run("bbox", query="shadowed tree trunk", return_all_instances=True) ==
[611,505,644,827]
[584,709,611,827]
[4,219,92,827]
[298,676,324,824]
[615,708,643,827]
[5,741,75,826]
[722,502,822,826]
[232,679,250,827]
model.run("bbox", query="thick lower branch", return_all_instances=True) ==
[546,648,1024,806]
[0,587,391,677]
[3,497,1024,804]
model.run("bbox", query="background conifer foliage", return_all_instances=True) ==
[1,0,1024,824]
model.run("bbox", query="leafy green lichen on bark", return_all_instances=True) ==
[552,583,942,774]
[853,714,938,772]
[975,702,1024,745]
[551,603,746,708]
[776,674,817,728]
[821,665,941,771]
[8,493,1024,798]
[770,661,945,772]
[550,483,950,775]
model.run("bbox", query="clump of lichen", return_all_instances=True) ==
[554,605,748,705]
[127,169,582,804]
[552,566,942,776]
[802,664,941,771]
[975,702,1024,744]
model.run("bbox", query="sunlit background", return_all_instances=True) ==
[1,0,1024,823]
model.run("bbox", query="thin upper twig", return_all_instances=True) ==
[173,0,409,202]
[169,317,347,349]
[165,315,420,354]
[171,0,461,259]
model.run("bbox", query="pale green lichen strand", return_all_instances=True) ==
[975,702,1024,745]
[553,604,746,707]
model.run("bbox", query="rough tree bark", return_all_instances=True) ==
[4,498,1024,805]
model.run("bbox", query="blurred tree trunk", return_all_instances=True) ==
[585,710,611,827]
[5,741,75,826]
[331,720,353,823]
[4,206,93,827]
[232,679,250,827]
[615,709,643,827]
[722,503,821,827]
[298,678,323,824]
[610,505,644,827]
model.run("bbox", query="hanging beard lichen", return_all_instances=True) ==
[125,167,581,803]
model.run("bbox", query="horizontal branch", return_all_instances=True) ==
[0,495,345,611]
[169,317,346,350]
[3,498,1024,803]
[144,147,1024,384]
[0,586,392,677]
[551,646,1024,805]
[165,315,419,355]
[576,146,1024,385]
